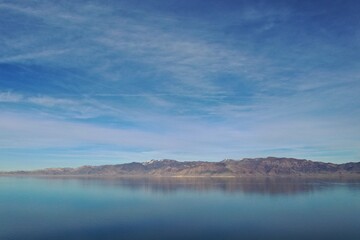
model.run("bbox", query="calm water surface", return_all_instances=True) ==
[1,177,360,240]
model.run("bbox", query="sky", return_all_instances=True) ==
[0,0,360,170]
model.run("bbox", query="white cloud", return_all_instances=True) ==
[0,111,359,163]
[0,1,267,95]
[0,92,23,102]
[1,1,359,167]
[0,49,68,63]
[27,96,77,107]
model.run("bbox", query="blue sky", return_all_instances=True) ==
[1,0,360,170]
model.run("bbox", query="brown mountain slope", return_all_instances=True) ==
[4,157,360,177]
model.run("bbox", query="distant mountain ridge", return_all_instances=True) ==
[4,157,360,177]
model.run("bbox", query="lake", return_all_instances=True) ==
[1,177,359,240]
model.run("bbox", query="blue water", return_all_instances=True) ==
[1,177,359,240]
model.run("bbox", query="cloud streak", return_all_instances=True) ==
[0,0,359,169]
[0,91,23,102]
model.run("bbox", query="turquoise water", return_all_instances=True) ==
[1,177,359,240]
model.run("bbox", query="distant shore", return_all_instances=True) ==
[2,157,360,178]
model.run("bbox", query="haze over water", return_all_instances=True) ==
[1,177,360,240]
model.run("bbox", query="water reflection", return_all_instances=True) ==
[27,176,360,195]
[1,176,360,240]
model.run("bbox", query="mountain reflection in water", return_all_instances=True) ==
[25,176,360,195]
[1,176,360,240]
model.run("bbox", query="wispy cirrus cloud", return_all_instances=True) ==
[0,49,69,63]
[0,0,267,94]
[0,111,358,167]
[27,96,76,107]
[0,92,78,107]
[0,91,23,102]
[0,0,359,169]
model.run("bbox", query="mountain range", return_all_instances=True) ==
[3,157,360,177]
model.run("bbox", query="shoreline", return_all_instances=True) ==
[1,173,360,180]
